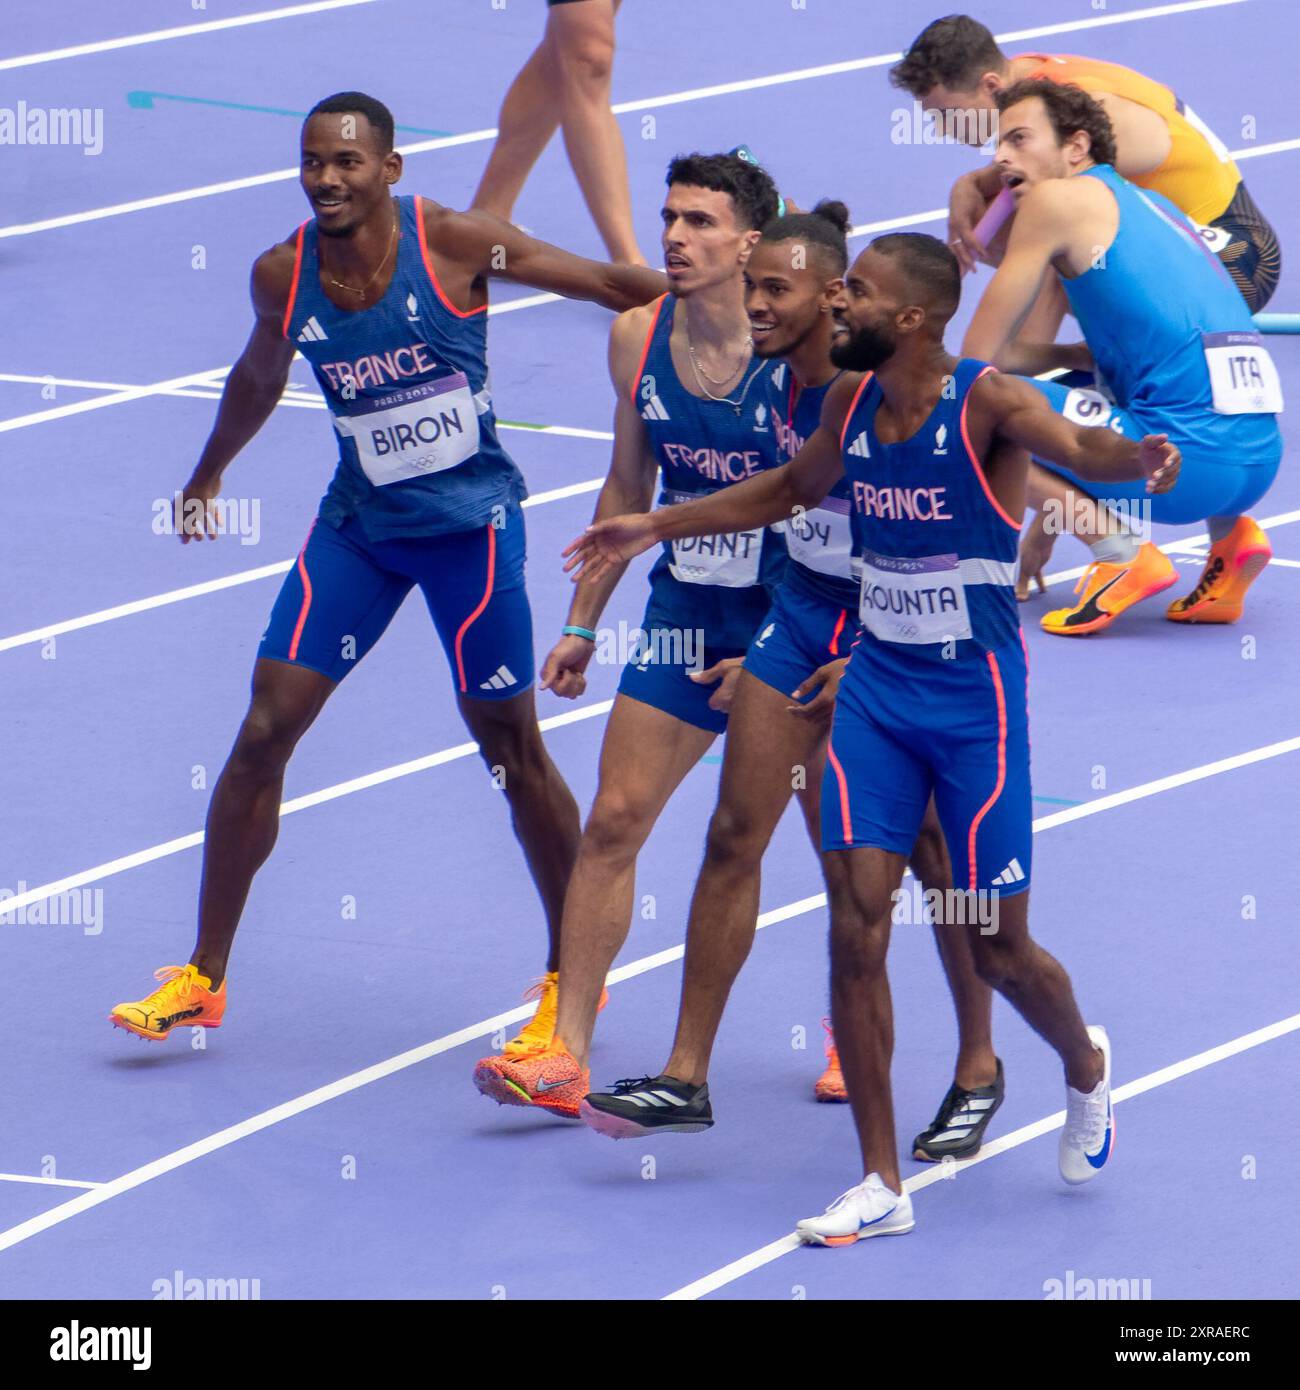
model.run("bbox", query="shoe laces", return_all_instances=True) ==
[507,973,559,1051]
[1065,1087,1108,1150]
[609,1076,655,1096]
[142,964,196,1009]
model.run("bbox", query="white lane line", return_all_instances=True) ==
[663,1009,1300,1300]
[0,727,1292,1256]
[0,701,613,919]
[1233,137,1300,161]
[0,0,381,70]
[0,472,606,654]
[0,367,231,435]
[0,0,1251,240]
[0,1172,104,1190]
[1265,557,1300,568]
[0,370,613,440]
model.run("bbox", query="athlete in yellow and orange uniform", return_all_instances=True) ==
[890,14,1280,312]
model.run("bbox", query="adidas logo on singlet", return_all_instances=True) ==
[479,665,518,692]
[991,857,1026,887]
[296,315,328,343]
[847,431,871,458]
[770,364,787,390]
[641,394,670,422]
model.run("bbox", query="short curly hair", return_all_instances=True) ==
[889,15,1005,97]
[995,78,1118,168]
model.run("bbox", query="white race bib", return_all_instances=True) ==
[1202,332,1284,415]
[1060,386,1114,428]
[858,550,972,645]
[1192,220,1232,255]
[660,490,764,587]
[785,497,855,578]
[334,373,480,486]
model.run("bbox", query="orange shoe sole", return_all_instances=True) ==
[1167,548,1270,624]
[108,1013,222,1042]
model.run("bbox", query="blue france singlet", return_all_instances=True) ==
[839,359,1021,666]
[767,362,858,610]
[635,295,788,652]
[284,195,525,541]
[1060,165,1280,464]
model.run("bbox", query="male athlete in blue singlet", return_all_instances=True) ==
[964,80,1283,634]
[578,204,1005,1163]
[472,152,790,1115]
[569,233,1180,1240]
[109,92,664,1043]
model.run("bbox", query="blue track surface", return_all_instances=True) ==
[2,0,1298,1301]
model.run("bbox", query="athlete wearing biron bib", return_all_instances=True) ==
[571,232,1180,1237]
[108,92,665,1047]
[964,80,1282,634]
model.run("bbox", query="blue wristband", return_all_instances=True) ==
[563,625,597,642]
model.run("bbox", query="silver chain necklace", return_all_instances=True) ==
[685,326,760,414]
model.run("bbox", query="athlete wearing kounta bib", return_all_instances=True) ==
[964,80,1282,635]
[570,232,1181,1237]
[892,14,1281,311]
[109,91,665,1047]
[578,207,1006,1163]
[472,152,790,1117]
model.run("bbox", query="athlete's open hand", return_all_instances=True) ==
[1139,434,1180,494]
[563,513,658,585]
[788,657,848,721]
[176,474,224,543]
[540,634,596,700]
[690,656,745,714]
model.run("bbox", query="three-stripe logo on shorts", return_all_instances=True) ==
[992,857,1026,887]
[296,315,328,343]
[479,665,518,692]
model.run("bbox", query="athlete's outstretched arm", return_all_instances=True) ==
[961,184,1092,375]
[564,372,858,585]
[435,207,665,312]
[182,248,298,540]
[975,373,1180,490]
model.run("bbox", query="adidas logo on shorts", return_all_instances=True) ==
[296,315,328,343]
[479,665,518,692]
[991,857,1026,887]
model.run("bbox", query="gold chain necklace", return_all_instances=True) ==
[322,206,399,298]
[686,324,753,388]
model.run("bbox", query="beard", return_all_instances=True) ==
[830,320,897,372]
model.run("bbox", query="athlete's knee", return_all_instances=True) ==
[555,32,615,89]
[969,919,1028,988]
[828,912,890,982]
[581,786,654,862]
[230,699,306,777]
[702,799,770,872]
[474,710,551,791]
